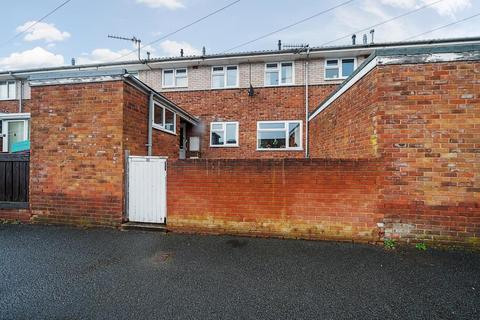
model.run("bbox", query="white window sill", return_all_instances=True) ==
[263,83,294,87]
[210,144,239,148]
[210,86,239,90]
[161,86,188,89]
[256,148,303,152]
[324,77,348,81]
[152,124,176,136]
[0,98,17,101]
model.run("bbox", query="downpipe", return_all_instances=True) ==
[304,48,310,158]
[147,92,154,156]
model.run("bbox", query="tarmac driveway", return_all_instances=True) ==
[0,225,479,319]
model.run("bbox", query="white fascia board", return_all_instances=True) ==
[0,112,31,120]
[308,57,378,121]
[377,52,479,65]
[29,75,123,87]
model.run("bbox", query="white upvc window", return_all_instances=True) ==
[162,68,188,88]
[153,103,176,134]
[0,113,30,153]
[324,58,356,80]
[210,122,239,147]
[265,62,294,86]
[257,120,302,151]
[0,81,16,100]
[211,65,239,89]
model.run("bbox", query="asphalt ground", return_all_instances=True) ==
[1,224,479,319]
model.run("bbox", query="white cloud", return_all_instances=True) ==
[0,47,64,70]
[380,0,472,17]
[380,0,417,8]
[77,48,134,64]
[16,21,71,43]
[136,0,185,10]
[77,44,157,64]
[429,0,471,17]
[330,0,412,44]
[159,40,200,56]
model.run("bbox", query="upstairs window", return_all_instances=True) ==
[210,122,239,147]
[0,81,16,100]
[162,68,188,88]
[212,66,238,88]
[153,104,176,134]
[265,62,293,86]
[257,121,302,150]
[325,58,356,80]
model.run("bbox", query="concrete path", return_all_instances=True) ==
[1,225,479,319]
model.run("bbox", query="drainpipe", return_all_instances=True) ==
[9,72,23,113]
[18,80,24,113]
[304,47,310,158]
[147,93,154,156]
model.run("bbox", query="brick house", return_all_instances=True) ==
[3,37,478,159]
[0,37,478,246]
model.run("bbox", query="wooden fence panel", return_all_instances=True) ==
[0,153,29,208]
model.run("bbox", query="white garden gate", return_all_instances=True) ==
[127,156,167,224]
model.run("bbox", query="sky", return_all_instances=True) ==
[0,0,479,70]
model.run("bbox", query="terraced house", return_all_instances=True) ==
[0,37,478,247]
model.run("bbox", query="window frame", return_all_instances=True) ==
[152,103,177,135]
[162,68,188,88]
[324,58,357,80]
[211,65,239,89]
[0,80,16,100]
[256,120,303,151]
[1,117,30,153]
[209,121,239,147]
[264,62,294,86]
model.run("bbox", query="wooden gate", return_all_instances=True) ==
[126,156,167,224]
[0,153,29,208]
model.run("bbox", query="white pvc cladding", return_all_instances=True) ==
[308,49,480,122]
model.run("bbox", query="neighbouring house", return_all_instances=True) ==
[0,37,478,247]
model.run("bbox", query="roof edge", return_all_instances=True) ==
[2,36,480,76]
[27,69,199,126]
[309,43,480,122]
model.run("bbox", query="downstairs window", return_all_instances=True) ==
[210,122,239,147]
[257,121,302,150]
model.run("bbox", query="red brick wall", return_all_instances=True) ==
[376,62,480,245]
[29,81,125,226]
[0,209,30,222]
[309,69,379,159]
[167,159,382,241]
[164,85,336,159]
[123,82,179,159]
[310,60,480,246]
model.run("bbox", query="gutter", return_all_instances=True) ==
[2,37,480,77]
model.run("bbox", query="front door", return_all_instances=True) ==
[2,120,29,152]
[127,156,167,224]
[179,123,187,159]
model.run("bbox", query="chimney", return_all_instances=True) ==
[202,46,206,56]
[363,34,368,45]
[278,40,282,50]
[180,49,184,57]
[351,34,356,45]
[71,58,75,66]
[370,29,375,44]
